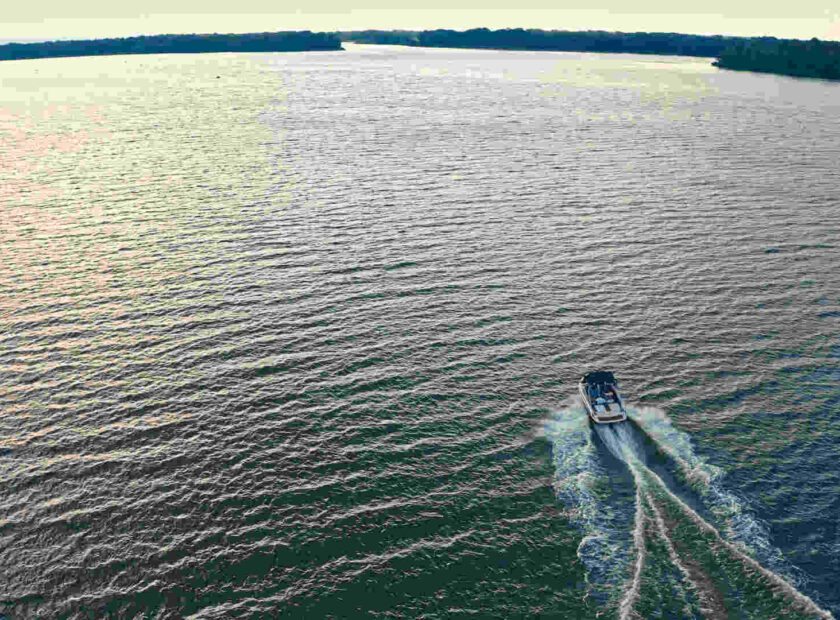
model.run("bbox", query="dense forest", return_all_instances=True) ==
[713,37,840,80]
[0,31,341,61]
[339,28,747,57]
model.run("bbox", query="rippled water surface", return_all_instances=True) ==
[2,43,840,618]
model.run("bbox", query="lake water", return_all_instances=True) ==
[2,43,839,618]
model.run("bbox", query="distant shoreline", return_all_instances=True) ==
[2,28,838,82]
[711,37,840,81]
[340,29,737,58]
[0,31,341,61]
[340,29,840,81]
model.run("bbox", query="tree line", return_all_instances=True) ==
[0,31,341,61]
[341,28,840,80]
[3,28,838,81]
[339,28,745,57]
[712,37,840,80]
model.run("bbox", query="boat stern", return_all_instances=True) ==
[578,372,628,424]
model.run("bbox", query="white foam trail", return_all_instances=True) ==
[543,404,636,601]
[637,458,834,619]
[618,483,646,620]
[547,403,830,617]
[613,422,646,462]
[628,406,809,586]
[626,406,719,488]
[646,491,702,618]
[542,406,599,524]
[593,424,626,462]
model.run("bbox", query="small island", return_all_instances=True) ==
[0,31,342,61]
[339,28,840,81]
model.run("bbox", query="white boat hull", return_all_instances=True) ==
[579,375,627,424]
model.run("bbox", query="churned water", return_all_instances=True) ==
[2,43,839,618]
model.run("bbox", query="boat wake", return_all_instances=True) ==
[541,400,833,619]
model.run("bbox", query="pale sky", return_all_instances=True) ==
[3,1,839,43]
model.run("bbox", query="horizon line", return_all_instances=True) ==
[2,27,835,46]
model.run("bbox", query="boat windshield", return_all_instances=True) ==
[585,371,616,385]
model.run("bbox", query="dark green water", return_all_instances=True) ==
[1,44,839,618]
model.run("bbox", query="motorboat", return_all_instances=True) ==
[579,371,627,424]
